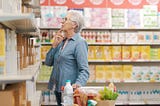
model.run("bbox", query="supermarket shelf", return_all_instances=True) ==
[41,42,52,45]
[0,13,38,32]
[40,42,160,46]
[37,80,49,83]
[88,60,160,63]
[88,80,160,85]
[39,27,60,30]
[84,27,160,31]
[0,62,41,84]
[41,101,57,106]
[116,101,144,105]
[41,100,160,105]
[88,43,160,46]
[34,44,41,47]
[116,100,160,105]
[39,27,160,31]
[147,100,160,105]
[37,80,160,85]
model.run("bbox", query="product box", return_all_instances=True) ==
[150,48,160,60]
[112,46,121,60]
[123,65,133,80]
[140,46,150,60]
[0,29,5,56]
[143,16,158,27]
[137,31,146,44]
[127,9,141,28]
[84,8,111,28]
[131,46,141,60]
[41,46,51,60]
[105,65,113,81]
[96,65,105,82]
[141,66,150,80]
[0,90,15,106]
[88,46,95,60]
[143,5,158,16]
[118,32,125,44]
[132,66,143,80]
[0,82,26,106]
[125,32,138,44]
[152,32,160,43]
[88,65,96,82]
[112,17,125,28]
[95,46,105,60]
[122,46,131,60]
[113,65,123,80]
[150,66,160,81]
[0,58,5,75]
[103,46,112,61]
[144,32,153,43]
[111,32,119,44]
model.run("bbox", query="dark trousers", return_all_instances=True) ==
[54,91,62,106]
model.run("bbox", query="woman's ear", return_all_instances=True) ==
[72,22,77,28]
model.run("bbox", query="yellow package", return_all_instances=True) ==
[140,46,150,60]
[0,60,5,75]
[122,46,131,60]
[112,46,121,60]
[88,46,95,60]
[105,65,113,81]
[41,46,51,60]
[123,65,133,80]
[88,65,96,82]
[157,49,160,60]
[96,65,105,82]
[113,65,123,80]
[0,29,5,56]
[95,46,104,60]
[131,46,140,60]
[103,46,112,61]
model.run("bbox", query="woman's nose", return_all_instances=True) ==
[57,18,64,23]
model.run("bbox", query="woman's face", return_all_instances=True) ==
[61,13,75,32]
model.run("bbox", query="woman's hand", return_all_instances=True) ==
[52,30,65,48]
[72,84,80,91]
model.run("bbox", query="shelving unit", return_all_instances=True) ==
[0,1,42,106]
[0,13,38,33]
[0,62,40,84]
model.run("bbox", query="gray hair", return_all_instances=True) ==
[67,10,84,33]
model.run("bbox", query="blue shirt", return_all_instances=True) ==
[45,33,89,92]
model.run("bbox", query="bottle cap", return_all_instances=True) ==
[66,80,71,82]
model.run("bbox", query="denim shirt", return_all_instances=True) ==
[45,33,89,92]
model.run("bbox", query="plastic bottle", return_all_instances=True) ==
[63,80,73,106]
[108,82,115,92]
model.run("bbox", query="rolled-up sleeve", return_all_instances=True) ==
[74,40,90,86]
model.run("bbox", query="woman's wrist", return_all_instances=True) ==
[52,43,57,48]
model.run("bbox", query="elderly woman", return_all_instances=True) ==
[45,10,90,106]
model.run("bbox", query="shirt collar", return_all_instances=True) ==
[70,33,80,41]
[63,33,80,41]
